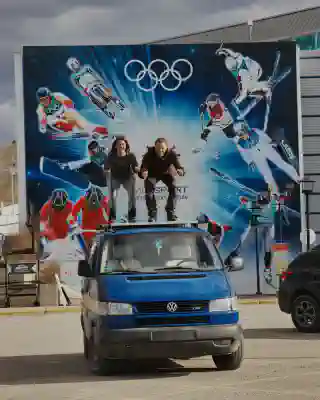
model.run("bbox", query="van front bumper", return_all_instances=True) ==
[97,324,243,360]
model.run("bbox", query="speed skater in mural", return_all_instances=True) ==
[36,87,109,140]
[39,189,74,241]
[68,186,110,246]
[66,57,126,120]
[216,47,291,131]
[198,94,300,196]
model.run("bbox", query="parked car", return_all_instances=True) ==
[278,245,320,333]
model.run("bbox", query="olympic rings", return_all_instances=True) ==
[124,58,193,92]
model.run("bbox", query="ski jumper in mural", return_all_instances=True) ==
[36,87,108,139]
[216,47,291,132]
[199,94,300,196]
[66,57,125,120]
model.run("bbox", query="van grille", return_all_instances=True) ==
[135,300,208,314]
[137,316,209,327]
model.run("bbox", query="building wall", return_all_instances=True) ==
[301,50,320,242]
[152,7,320,44]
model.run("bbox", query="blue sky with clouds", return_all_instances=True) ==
[0,0,319,144]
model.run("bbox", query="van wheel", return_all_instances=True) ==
[87,335,119,375]
[291,295,320,333]
[83,334,89,359]
[212,337,244,371]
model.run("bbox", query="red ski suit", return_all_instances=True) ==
[70,196,110,241]
[40,200,73,240]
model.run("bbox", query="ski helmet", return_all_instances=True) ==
[88,140,99,152]
[51,189,68,210]
[85,186,104,208]
[36,87,51,101]
[66,57,81,72]
[206,93,220,104]
[225,56,237,72]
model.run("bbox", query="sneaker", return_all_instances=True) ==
[166,211,178,222]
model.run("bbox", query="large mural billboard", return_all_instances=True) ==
[22,43,302,294]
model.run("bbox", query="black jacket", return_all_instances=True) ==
[140,147,183,178]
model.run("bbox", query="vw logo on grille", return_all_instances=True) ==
[167,302,178,312]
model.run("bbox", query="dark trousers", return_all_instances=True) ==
[109,176,136,220]
[144,174,177,217]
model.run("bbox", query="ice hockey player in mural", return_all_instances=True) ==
[104,136,139,222]
[215,47,291,131]
[140,138,185,222]
[199,94,300,196]
[69,186,110,247]
[40,189,73,241]
[36,87,109,139]
[66,57,126,120]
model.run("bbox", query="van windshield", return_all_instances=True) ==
[100,231,224,274]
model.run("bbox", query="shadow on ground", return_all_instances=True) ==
[245,328,320,340]
[0,354,214,385]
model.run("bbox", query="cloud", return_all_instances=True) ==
[0,0,319,144]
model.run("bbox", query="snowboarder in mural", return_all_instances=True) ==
[39,139,109,193]
[36,87,109,139]
[66,57,126,120]
[215,46,291,131]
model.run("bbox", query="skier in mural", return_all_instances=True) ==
[66,57,126,120]
[199,93,233,142]
[36,87,109,139]
[69,186,110,246]
[39,189,74,241]
[208,167,300,285]
[140,138,185,222]
[215,47,291,131]
[198,94,301,196]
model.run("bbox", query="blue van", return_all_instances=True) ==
[79,222,244,375]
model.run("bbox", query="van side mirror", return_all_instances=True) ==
[78,260,93,277]
[225,256,244,272]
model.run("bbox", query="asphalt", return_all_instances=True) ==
[1,303,320,399]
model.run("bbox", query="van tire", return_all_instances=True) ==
[83,334,89,359]
[212,336,244,371]
[87,333,122,375]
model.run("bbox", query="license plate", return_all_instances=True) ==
[151,330,196,342]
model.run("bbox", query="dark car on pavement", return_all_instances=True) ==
[278,245,320,333]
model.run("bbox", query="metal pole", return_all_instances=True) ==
[248,20,253,41]
[306,193,310,251]
[255,226,262,295]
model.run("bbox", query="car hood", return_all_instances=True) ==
[98,270,231,302]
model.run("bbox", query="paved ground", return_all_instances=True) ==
[1,304,320,399]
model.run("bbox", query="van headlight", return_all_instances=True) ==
[209,297,238,312]
[97,302,133,316]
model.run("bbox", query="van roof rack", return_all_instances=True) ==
[100,221,199,232]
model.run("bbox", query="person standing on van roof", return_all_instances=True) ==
[140,138,185,222]
[104,136,139,222]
